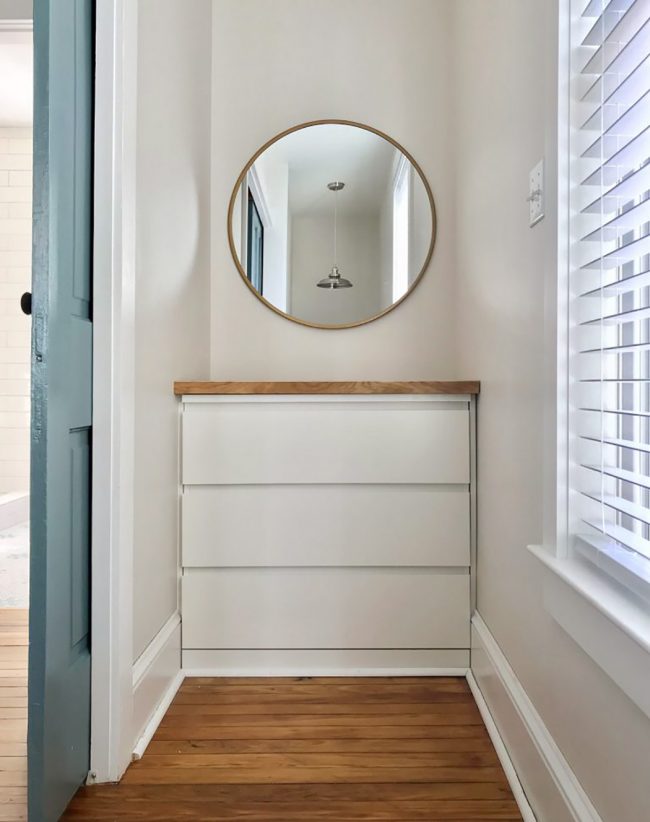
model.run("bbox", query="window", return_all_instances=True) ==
[247,189,264,292]
[392,156,410,302]
[568,0,650,594]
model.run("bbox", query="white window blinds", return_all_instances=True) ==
[569,0,650,590]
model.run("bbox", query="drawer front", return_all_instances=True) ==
[182,401,470,485]
[182,568,470,650]
[182,485,470,567]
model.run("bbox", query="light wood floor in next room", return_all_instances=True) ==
[64,676,522,821]
[0,609,28,822]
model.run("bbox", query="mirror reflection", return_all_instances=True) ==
[229,122,435,328]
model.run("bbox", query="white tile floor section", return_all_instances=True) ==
[0,521,29,607]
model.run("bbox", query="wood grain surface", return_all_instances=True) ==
[0,610,27,821]
[173,381,481,396]
[63,676,520,820]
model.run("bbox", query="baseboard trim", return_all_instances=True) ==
[182,648,469,675]
[131,612,182,759]
[183,667,469,677]
[132,670,184,760]
[471,613,602,822]
[133,611,181,689]
[466,671,535,822]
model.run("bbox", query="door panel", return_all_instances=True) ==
[28,2,95,820]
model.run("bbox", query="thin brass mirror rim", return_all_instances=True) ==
[227,118,438,330]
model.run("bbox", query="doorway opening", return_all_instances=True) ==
[0,14,33,812]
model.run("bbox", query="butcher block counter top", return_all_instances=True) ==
[173,380,480,396]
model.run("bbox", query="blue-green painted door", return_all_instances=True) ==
[28,1,94,820]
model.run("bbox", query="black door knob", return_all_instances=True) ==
[20,292,31,316]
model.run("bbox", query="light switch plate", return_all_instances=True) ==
[529,159,544,227]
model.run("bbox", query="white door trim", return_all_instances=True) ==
[90,0,138,783]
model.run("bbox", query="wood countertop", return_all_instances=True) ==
[174,381,480,396]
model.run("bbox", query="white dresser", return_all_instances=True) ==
[176,381,478,675]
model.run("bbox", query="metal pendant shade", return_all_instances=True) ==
[317,181,353,289]
[317,264,353,289]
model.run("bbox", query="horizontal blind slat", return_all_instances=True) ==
[580,304,650,326]
[581,0,650,74]
[580,491,650,526]
[580,340,650,353]
[580,434,650,453]
[582,463,650,490]
[581,126,650,180]
[581,198,650,242]
[583,0,633,21]
[581,16,650,101]
[581,90,650,160]
[581,53,650,130]
[579,264,650,296]
[581,233,650,270]
[581,162,650,214]
[580,406,650,417]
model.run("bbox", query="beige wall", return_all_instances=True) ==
[290,213,381,326]
[0,127,31,496]
[210,0,456,380]
[452,3,650,820]
[134,0,212,660]
[0,1,31,19]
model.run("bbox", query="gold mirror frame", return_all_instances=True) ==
[227,119,437,330]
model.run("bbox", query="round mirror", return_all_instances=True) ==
[228,120,436,329]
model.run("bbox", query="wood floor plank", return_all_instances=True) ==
[66,783,516,801]
[0,678,26,688]
[0,616,27,822]
[146,737,496,755]
[62,677,521,819]
[62,799,521,820]
[152,723,490,741]
[157,711,484,728]
[0,747,25,759]
[133,751,500,769]
[0,612,27,627]
[166,700,479,716]
[0,685,27,699]
[120,765,508,786]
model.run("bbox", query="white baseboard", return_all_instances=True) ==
[132,612,182,759]
[466,671,535,822]
[182,648,469,676]
[471,613,602,822]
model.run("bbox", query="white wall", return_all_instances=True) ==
[0,1,31,19]
[0,127,31,496]
[452,3,650,821]
[211,0,456,379]
[134,0,212,660]
[290,213,381,326]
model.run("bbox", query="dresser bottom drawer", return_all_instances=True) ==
[182,568,470,650]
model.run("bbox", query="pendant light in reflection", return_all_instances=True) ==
[316,181,353,289]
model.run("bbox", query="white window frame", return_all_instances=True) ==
[528,0,650,720]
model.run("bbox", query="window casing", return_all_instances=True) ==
[568,0,650,596]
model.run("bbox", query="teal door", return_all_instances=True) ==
[28,2,95,820]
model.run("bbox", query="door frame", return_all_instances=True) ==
[89,0,138,783]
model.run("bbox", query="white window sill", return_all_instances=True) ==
[527,544,650,719]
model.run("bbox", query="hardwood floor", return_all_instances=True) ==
[0,609,28,822]
[64,676,521,821]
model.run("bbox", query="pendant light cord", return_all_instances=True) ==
[333,186,338,267]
